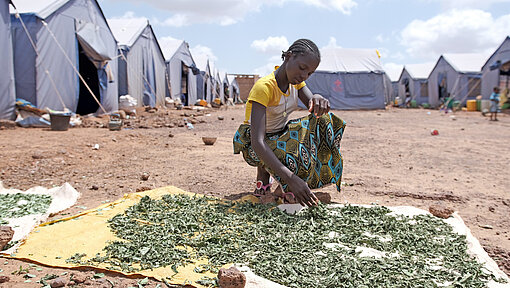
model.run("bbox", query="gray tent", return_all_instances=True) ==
[0,0,15,120]
[481,36,510,99]
[10,0,119,115]
[108,18,166,108]
[195,58,213,103]
[427,53,487,107]
[160,38,198,106]
[227,75,240,103]
[305,47,390,110]
[397,63,434,105]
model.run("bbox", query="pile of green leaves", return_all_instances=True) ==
[69,194,506,287]
[0,193,52,224]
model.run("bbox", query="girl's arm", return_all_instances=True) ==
[298,86,330,116]
[250,101,317,207]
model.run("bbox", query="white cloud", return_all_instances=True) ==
[400,9,510,59]
[426,0,510,10]
[120,0,356,26]
[382,62,404,82]
[323,37,341,49]
[251,36,289,54]
[298,0,358,14]
[190,45,218,70]
[253,55,282,76]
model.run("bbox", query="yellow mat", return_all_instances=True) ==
[7,186,237,287]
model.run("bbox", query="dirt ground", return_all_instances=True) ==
[0,105,509,287]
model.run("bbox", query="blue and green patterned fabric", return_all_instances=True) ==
[233,112,346,192]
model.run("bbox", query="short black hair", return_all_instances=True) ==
[282,39,321,61]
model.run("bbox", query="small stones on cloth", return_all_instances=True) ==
[429,204,454,219]
[217,266,246,288]
[314,192,332,204]
[0,226,14,250]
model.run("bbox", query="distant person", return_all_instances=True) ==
[405,92,411,108]
[233,39,346,207]
[489,86,500,121]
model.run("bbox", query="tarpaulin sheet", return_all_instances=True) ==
[6,186,510,288]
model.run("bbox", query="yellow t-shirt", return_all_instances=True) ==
[244,67,306,133]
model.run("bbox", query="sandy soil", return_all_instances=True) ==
[0,105,509,287]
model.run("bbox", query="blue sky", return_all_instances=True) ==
[98,0,510,80]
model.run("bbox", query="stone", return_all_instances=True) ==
[217,266,246,288]
[0,276,10,283]
[141,172,150,181]
[0,226,14,250]
[71,273,87,284]
[49,277,66,288]
[429,204,454,219]
[315,192,332,204]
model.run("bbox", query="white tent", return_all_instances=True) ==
[108,18,166,107]
[10,0,119,115]
[397,62,435,105]
[305,48,391,110]
[0,0,15,120]
[481,36,510,99]
[160,38,198,106]
[427,53,488,107]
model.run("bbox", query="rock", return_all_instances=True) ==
[168,132,174,138]
[429,204,454,219]
[0,226,14,250]
[0,119,16,129]
[0,275,10,283]
[217,266,246,288]
[315,192,332,204]
[49,277,66,288]
[71,273,87,284]
[489,206,495,213]
[141,172,150,181]
[503,199,510,207]
[90,185,99,190]
[32,152,44,159]
[480,224,494,229]
[218,116,224,120]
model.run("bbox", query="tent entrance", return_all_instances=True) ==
[76,43,100,115]
[438,73,448,102]
[181,63,189,106]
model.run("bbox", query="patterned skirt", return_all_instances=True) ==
[233,112,346,192]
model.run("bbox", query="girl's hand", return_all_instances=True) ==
[309,94,330,117]
[286,174,318,207]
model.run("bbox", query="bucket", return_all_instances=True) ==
[481,100,491,111]
[50,113,71,131]
[410,100,417,108]
[476,100,481,111]
[466,100,477,111]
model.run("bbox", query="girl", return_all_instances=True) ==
[233,39,346,207]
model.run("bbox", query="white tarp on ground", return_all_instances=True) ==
[481,36,510,99]
[0,0,15,120]
[305,48,391,110]
[108,17,166,108]
[160,37,198,106]
[240,203,510,288]
[0,181,80,255]
[10,0,119,115]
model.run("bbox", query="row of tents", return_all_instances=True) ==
[0,0,240,120]
[394,37,510,108]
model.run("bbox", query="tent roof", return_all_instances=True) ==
[108,18,148,47]
[159,37,186,60]
[10,0,69,18]
[404,62,435,79]
[317,47,384,73]
[442,53,489,73]
[481,36,510,70]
